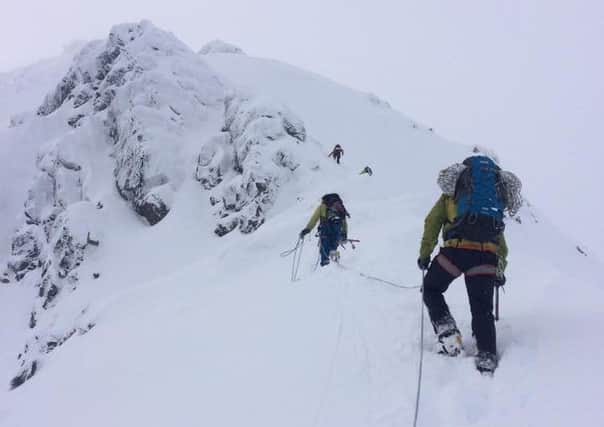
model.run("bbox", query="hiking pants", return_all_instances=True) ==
[334,154,341,164]
[423,247,498,354]
[319,224,341,265]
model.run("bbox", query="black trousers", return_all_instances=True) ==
[423,247,497,354]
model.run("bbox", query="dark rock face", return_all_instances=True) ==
[134,191,170,226]
[10,360,37,390]
[196,95,306,236]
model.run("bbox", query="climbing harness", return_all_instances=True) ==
[413,270,426,427]
[280,237,305,282]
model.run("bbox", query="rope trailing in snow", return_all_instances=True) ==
[413,270,426,427]
[312,308,344,427]
[280,237,305,282]
[336,263,421,290]
[357,272,421,290]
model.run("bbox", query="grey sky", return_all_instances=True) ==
[2,0,603,252]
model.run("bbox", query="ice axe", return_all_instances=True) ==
[340,239,360,249]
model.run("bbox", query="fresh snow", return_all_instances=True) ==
[0,23,602,427]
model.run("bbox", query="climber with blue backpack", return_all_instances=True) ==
[417,147,522,374]
[300,194,350,266]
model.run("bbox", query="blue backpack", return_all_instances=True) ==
[445,156,505,243]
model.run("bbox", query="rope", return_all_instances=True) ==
[291,238,305,282]
[280,237,305,282]
[336,263,421,290]
[312,305,344,427]
[358,272,421,290]
[413,270,426,427]
[312,277,352,427]
[280,238,302,257]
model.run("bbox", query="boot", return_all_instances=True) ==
[475,351,498,374]
[434,316,463,357]
[329,250,340,263]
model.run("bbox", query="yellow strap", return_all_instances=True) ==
[444,239,498,253]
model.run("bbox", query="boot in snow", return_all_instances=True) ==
[329,250,340,263]
[433,316,463,356]
[475,351,498,374]
[437,327,463,356]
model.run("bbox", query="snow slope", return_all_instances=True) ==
[0,43,83,256]
[0,42,82,127]
[0,26,602,427]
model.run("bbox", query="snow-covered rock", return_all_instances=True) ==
[199,39,245,55]
[197,94,307,235]
[38,20,224,225]
[3,20,228,388]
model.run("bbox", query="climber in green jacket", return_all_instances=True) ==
[417,151,521,375]
[299,194,349,266]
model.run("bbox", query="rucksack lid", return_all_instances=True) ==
[322,193,350,218]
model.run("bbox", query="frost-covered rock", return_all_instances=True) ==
[196,95,306,235]
[38,20,224,225]
[199,40,245,55]
[5,20,226,388]
[6,133,101,387]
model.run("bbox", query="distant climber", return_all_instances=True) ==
[299,194,350,266]
[360,166,373,176]
[417,147,522,375]
[328,144,344,164]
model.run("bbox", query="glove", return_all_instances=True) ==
[417,257,430,271]
[494,257,506,287]
[299,228,310,239]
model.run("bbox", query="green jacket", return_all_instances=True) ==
[419,194,508,268]
[305,204,348,236]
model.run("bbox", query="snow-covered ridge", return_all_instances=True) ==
[1,21,327,389]
[199,39,245,55]
[0,20,602,427]
[0,43,83,127]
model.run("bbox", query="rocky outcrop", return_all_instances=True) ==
[6,141,99,387]
[38,21,224,225]
[196,95,306,235]
[5,20,225,388]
